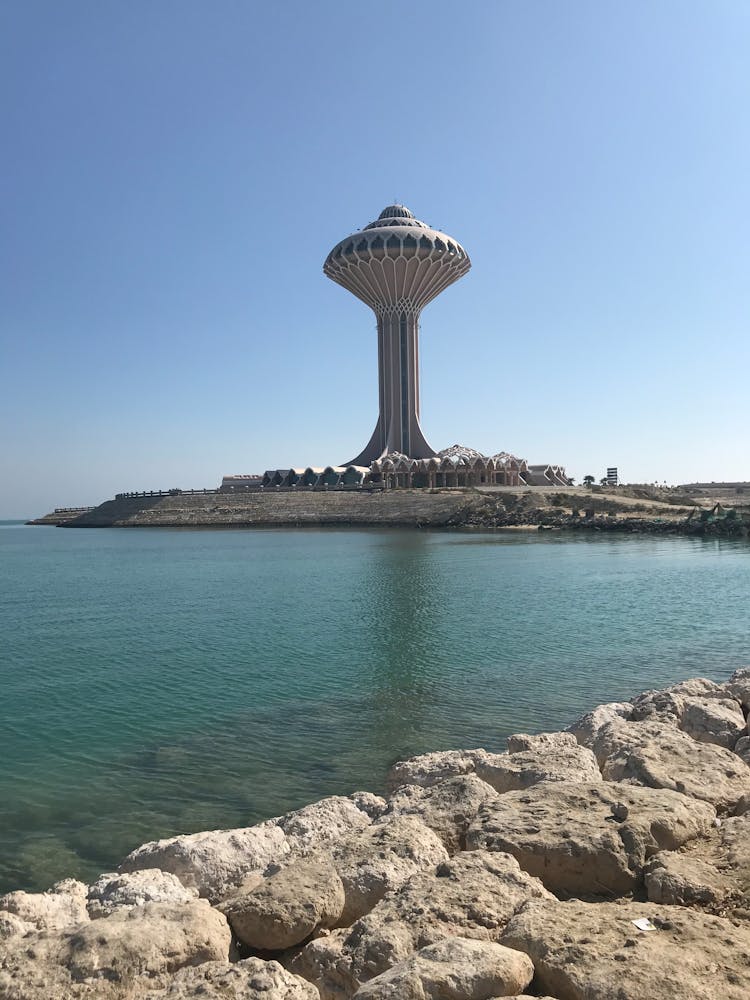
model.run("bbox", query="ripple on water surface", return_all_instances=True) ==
[0,525,747,891]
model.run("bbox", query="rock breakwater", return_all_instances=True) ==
[2,670,750,998]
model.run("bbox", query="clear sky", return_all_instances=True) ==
[2,1,748,517]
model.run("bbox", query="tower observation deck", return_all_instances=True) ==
[324,205,471,465]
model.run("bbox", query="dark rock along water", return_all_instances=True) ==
[0,521,747,893]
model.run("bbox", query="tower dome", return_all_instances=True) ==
[378,204,414,219]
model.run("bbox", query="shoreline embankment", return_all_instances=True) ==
[26,487,749,536]
[1,668,749,998]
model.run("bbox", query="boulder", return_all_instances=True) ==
[579,717,673,770]
[669,677,736,700]
[384,775,497,853]
[0,900,231,999]
[735,735,750,765]
[473,744,601,793]
[644,852,732,906]
[276,795,381,853]
[118,794,379,904]
[351,937,534,999]
[630,688,746,748]
[717,813,750,889]
[87,869,199,918]
[153,957,320,998]
[506,731,579,753]
[289,851,553,1000]
[726,667,750,712]
[0,879,89,933]
[466,782,715,896]
[64,901,231,984]
[601,724,750,812]
[119,821,289,902]
[347,792,388,820]
[501,897,750,999]
[680,695,747,747]
[220,855,345,950]
[0,911,34,939]
[385,749,485,793]
[331,816,448,925]
[566,702,633,763]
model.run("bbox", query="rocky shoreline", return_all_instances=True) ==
[2,670,750,999]
[27,488,750,537]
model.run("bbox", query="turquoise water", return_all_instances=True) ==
[0,522,748,893]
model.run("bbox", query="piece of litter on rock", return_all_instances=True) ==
[632,918,657,932]
[713,818,722,828]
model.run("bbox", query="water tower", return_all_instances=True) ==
[324,205,471,465]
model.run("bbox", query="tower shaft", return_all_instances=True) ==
[347,309,433,466]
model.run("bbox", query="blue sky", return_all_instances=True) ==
[2,1,748,517]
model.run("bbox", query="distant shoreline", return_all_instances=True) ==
[26,487,749,537]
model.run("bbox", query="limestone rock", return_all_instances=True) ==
[384,749,485,792]
[87,869,199,918]
[726,666,750,712]
[669,676,735,699]
[630,687,746,748]
[290,850,553,1000]
[601,723,750,812]
[276,795,379,854]
[717,813,750,889]
[118,794,377,904]
[154,957,320,998]
[351,937,534,999]
[474,743,601,793]
[506,730,579,753]
[384,774,497,853]
[0,911,34,939]
[588,717,672,764]
[0,900,231,999]
[681,695,747,747]
[466,782,715,896]
[65,900,231,983]
[220,855,345,950]
[0,879,89,933]
[501,898,750,999]
[644,852,732,905]
[119,821,289,902]
[331,816,448,925]
[735,735,750,765]
[347,792,388,820]
[566,701,633,763]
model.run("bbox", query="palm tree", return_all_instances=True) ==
[583,475,595,488]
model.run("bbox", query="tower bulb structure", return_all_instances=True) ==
[324,205,471,465]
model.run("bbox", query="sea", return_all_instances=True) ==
[0,520,747,893]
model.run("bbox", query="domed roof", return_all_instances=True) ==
[378,205,414,219]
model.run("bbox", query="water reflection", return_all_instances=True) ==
[349,531,447,762]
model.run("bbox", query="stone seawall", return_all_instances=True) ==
[1,668,749,999]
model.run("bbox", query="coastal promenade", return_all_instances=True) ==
[1,668,749,998]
